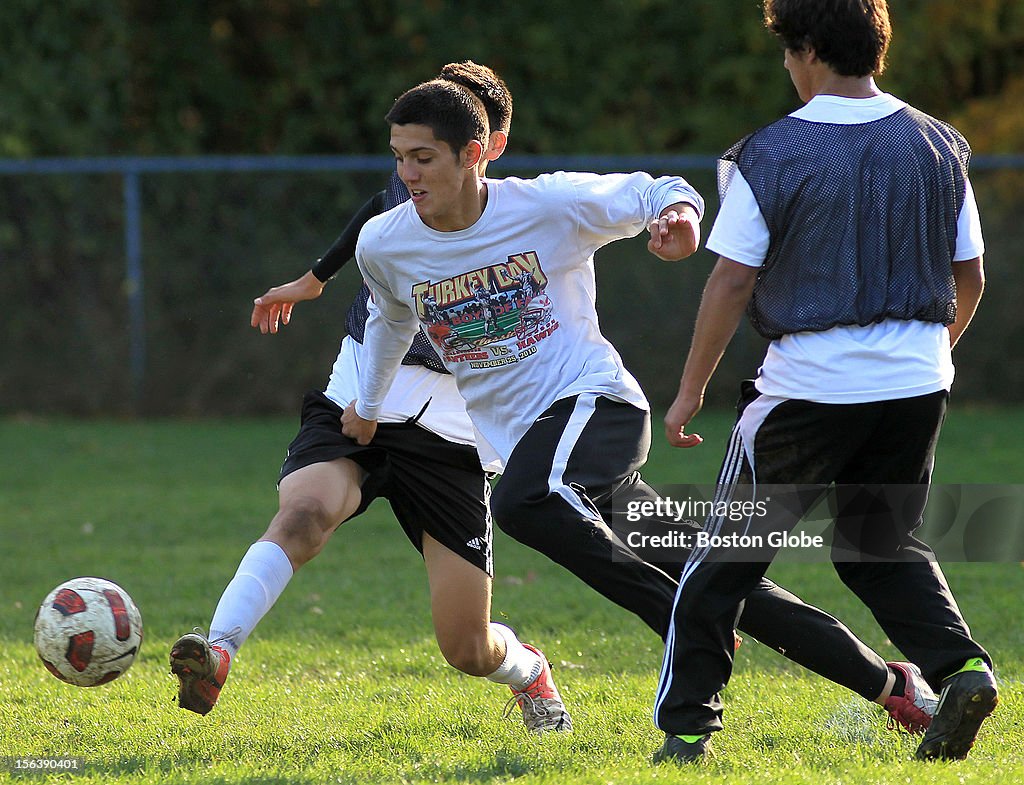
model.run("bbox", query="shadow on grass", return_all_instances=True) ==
[85,752,545,784]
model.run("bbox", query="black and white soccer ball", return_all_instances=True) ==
[34,577,143,686]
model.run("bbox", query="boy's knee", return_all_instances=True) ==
[265,498,335,566]
[490,483,521,525]
[490,489,541,543]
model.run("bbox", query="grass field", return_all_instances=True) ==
[1,409,1022,784]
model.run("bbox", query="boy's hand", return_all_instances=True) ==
[648,203,700,261]
[341,401,378,446]
[251,271,326,334]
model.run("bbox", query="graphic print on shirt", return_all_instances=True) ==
[412,251,560,369]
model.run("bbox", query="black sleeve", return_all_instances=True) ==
[310,190,388,283]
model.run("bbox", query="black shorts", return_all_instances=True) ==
[279,390,492,575]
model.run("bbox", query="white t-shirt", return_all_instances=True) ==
[706,93,985,403]
[324,333,477,447]
[354,171,704,469]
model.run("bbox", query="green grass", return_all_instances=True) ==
[0,411,1021,784]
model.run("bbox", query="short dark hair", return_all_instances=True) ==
[438,60,513,133]
[764,0,891,77]
[385,80,490,157]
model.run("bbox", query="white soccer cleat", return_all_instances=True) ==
[504,644,573,734]
[884,661,938,734]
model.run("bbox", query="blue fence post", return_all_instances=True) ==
[122,167,145,412]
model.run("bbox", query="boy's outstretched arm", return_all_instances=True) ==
[665,256,758,448]
[250,271,326,334]
[249,190,387,334]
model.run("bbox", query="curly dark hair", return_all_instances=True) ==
[438,60,513,133]
[764,0,891,76]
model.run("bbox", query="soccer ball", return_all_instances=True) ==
[34,577,143,687]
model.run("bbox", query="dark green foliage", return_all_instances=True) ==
[1,0,1022,413]
[4,0,1023,157]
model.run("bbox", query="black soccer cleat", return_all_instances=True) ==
[652,733,712,764]
[915,665,997,761]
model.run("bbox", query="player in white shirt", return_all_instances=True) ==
[653,0,995,764]
[169,62,572,735]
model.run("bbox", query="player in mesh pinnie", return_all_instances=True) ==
[652,0,996,764]
[341,77,947,735]
[170,62,570,734]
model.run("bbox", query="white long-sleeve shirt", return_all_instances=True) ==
[355,171,704,470]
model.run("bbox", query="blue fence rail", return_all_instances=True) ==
[3,153,1023,409]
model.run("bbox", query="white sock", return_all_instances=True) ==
[485,623,543,690]
[209,540,294,656]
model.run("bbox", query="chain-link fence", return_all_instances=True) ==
[2,155,1022,416]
